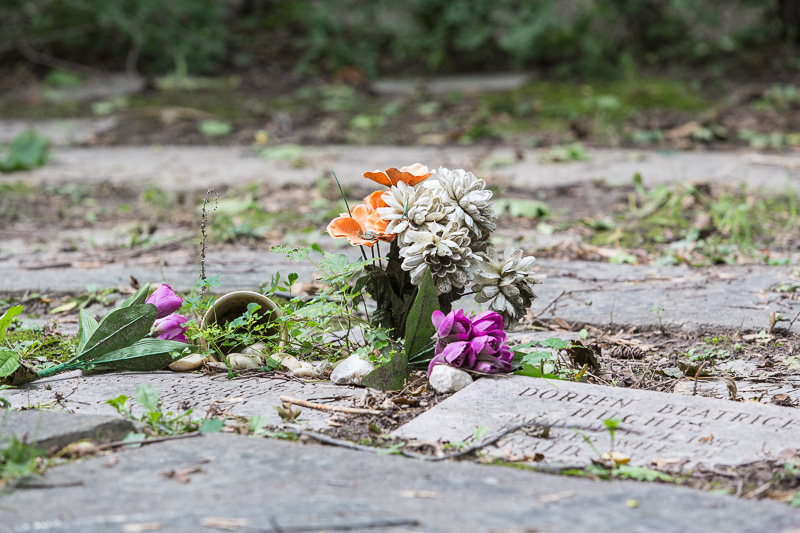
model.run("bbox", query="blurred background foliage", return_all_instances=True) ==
[1,0,800,78]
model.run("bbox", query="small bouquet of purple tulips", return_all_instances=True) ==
[428,309,514,377]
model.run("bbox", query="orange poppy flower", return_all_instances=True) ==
[363,163,431,187]
[326,191,395,247]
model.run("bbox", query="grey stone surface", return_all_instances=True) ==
[4,249,796,334]
[394,375,800,468]
[0,410,134,451]
[1,432,798,533]
[0,118,118,146]
[529,259,800,333]
[4,146,800,192]
[3,371,363,430]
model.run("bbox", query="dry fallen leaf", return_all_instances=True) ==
[200,517,249,531]
[59,441,99,458]
[538,490,575,503]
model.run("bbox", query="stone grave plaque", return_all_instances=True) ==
[393,375,800,468]
[4,371,362,430]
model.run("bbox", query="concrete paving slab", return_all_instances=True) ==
[0,118,118,146]
[0,410,134,451]
[3,371,363,430]
[393,375,800,468]
[3,146,800,192]
[1,432,798,533]
[3,248,797,334]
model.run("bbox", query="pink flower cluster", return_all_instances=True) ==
[146,284,188,343]
[427,309,513,377]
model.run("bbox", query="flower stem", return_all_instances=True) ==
[36,361,75,379]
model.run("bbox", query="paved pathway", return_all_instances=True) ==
[3,145,800,191]
[2,415,799,533]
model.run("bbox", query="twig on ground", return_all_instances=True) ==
[287,421,599,462]
[785,310,800,333]
[19,38,107,80]
[534,290,567,319]
[13,480,84,490]
[693,361,709,396]
[97,431,202,451]
[278,395,383,415]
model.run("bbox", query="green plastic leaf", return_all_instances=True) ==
[119,283,151,308]
[77,309,99,352]
[360,351,409,391]
[0,348,21,378]
[200,418,224,434]
[89,338,191,372]
[77,304,157,362]
[0,305,23,338]
[403,270,439,360]
[135,383,160,412]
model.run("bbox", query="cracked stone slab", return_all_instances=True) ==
[3,146,800,192]
[1,432,799,533]
[393,375,800,469]
[2,371,363,431]
[0,410,134,451]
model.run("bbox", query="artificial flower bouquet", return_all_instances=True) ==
[326,164,541,382]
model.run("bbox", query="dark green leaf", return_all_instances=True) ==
[88,338,191,372]
[135,383,160,412]
[77,309,99,353]
[521,350,554,366]
[0,348,21,378]
[200,418,224,433]
[77,304,157,362]
[515,364,562,380]
[361,351,408,391]
[0,131,49,172]
[0,305,23,338]
[538,338,570,350]
[403,270,439,360]
[119,283,151,308]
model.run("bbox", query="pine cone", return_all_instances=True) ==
[472,246,540,328]
[432,166,497,241]
[400,222,478,295]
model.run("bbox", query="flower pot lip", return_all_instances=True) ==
[200,290,287,359]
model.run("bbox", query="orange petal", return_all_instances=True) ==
[327,216,362,240]
[366,211,390,234]
[405,171,432,186]
[350,204,370,227]
[363,170,391,187]
[386,167,432,186]
[364,190,388,211]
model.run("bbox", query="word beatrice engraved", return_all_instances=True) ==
[394,376,800,467]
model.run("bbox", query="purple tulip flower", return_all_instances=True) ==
[428,309,515,378]
[146,284,183,319]
[152,313,188,343]
[431,309,472,342]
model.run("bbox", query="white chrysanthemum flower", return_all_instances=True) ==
[472,246,540,328]
[400,221,478,295]
[379,181,447,236]
[431,166,497,241]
